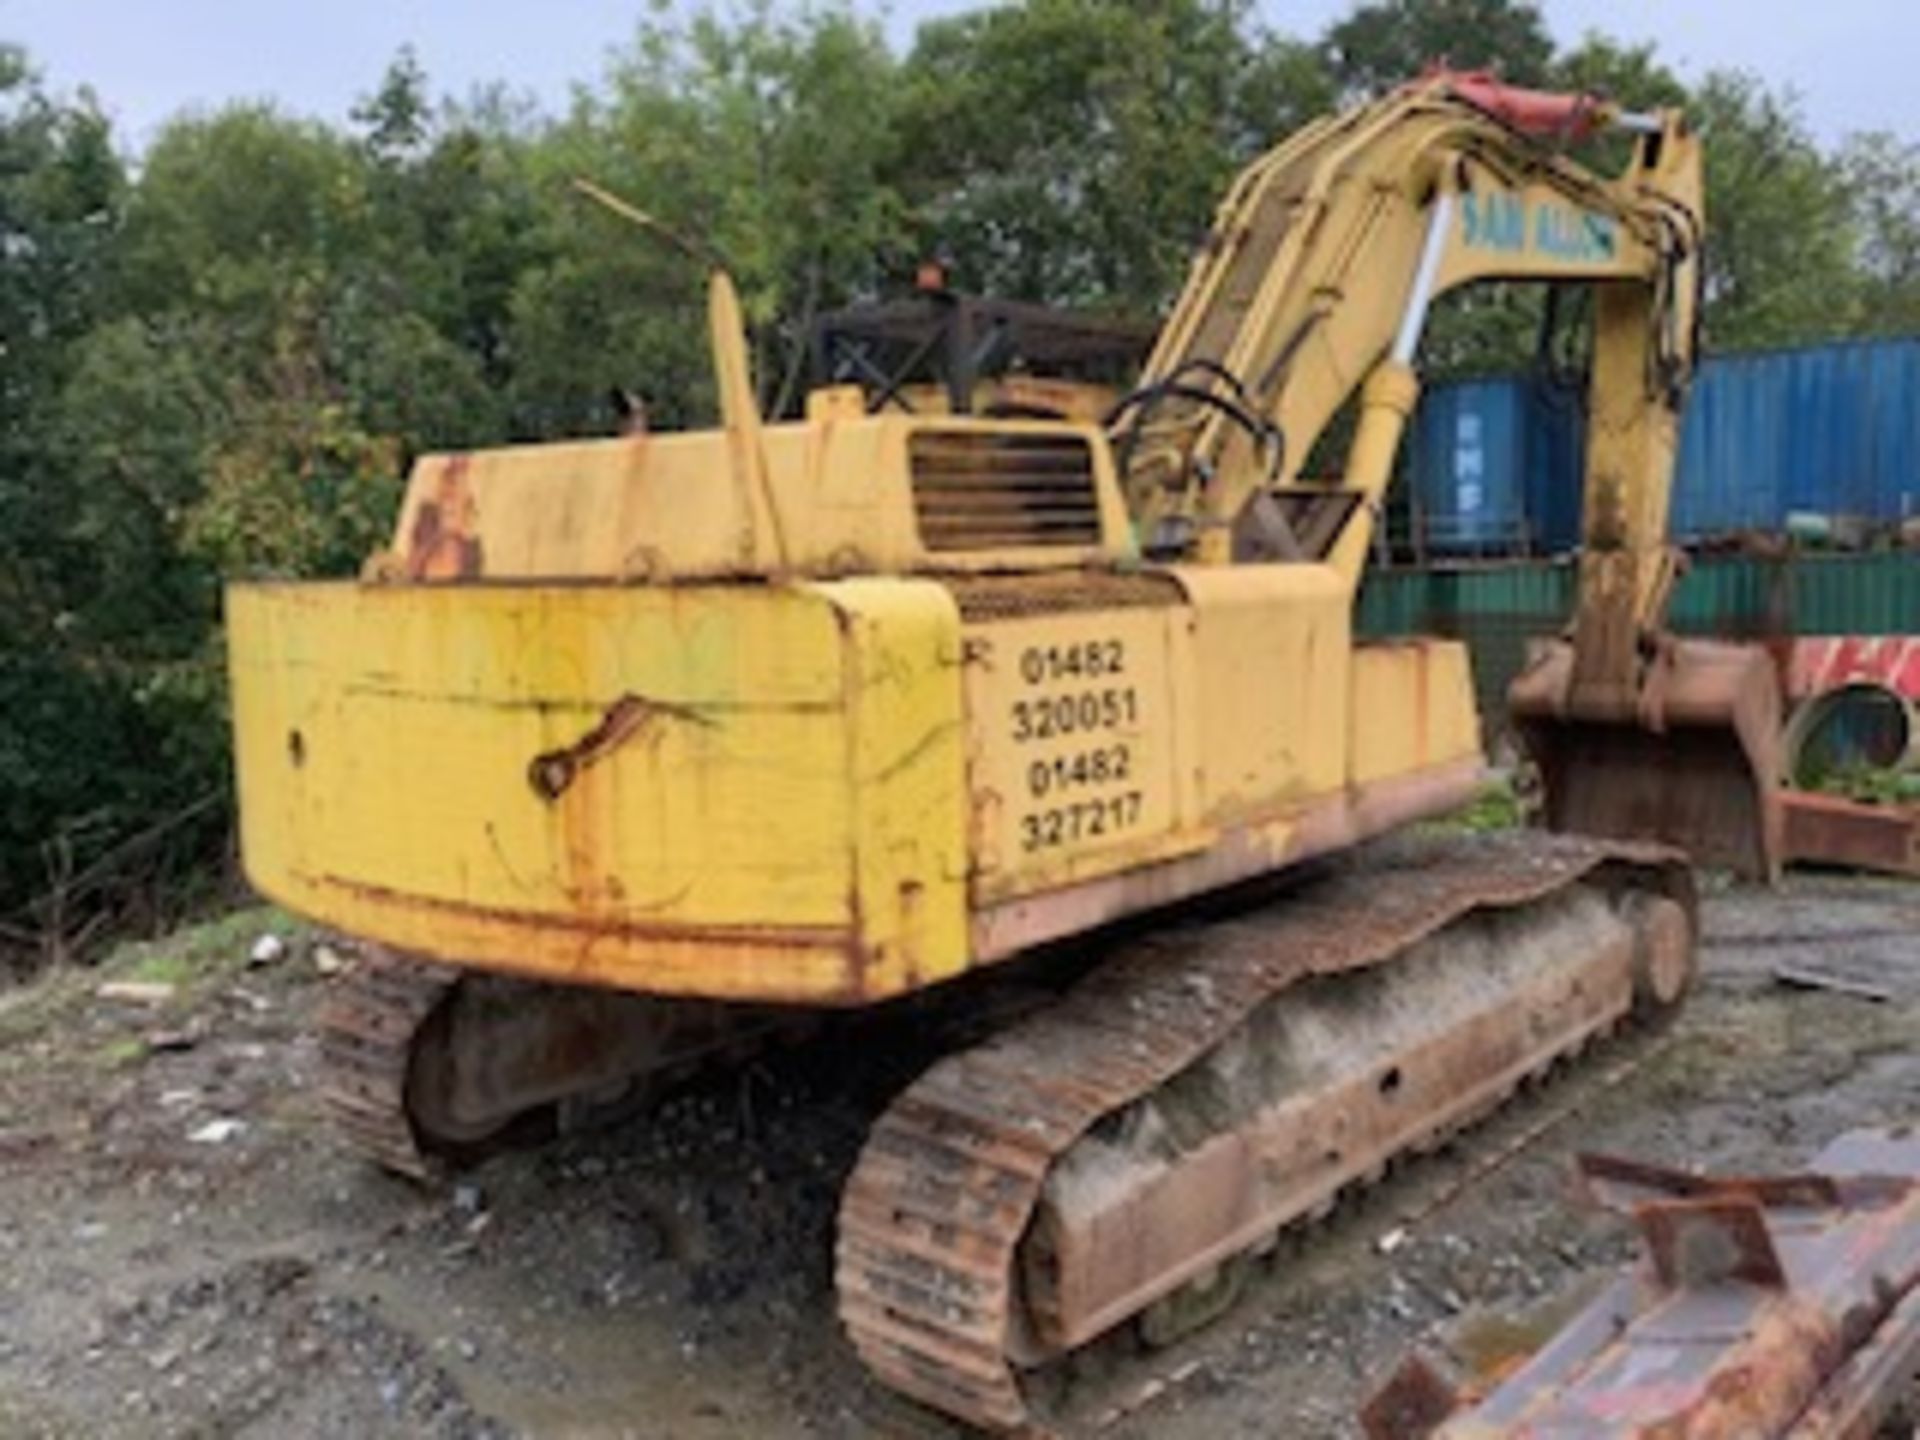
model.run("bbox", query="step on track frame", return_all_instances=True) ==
[836,833,1695,1434]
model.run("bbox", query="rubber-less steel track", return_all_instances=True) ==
[317,947,459,1181]
[317,949,818,1183]
[835,834,1691,1434]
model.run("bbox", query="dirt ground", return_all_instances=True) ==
[1,863,1916,1439]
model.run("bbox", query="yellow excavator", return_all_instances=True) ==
[226,71,1781,1432]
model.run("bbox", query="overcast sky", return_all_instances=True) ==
[4,1,1909,150]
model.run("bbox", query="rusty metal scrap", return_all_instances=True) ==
[1772,962,1898,1005]
[1782,789,1920,879]
[1363,1126,1920,1440]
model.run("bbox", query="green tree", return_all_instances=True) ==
[352,45,431,162]
[1,71,516,951]
[0,51,161,949]
[498,5,907,429]
[185,295,404,579]
[1323,0,1553,97]
[118,106,370,330]
[46,316,223,656]
[1551,33,1686,112]
[1692,71,1863,347]
[895,0,1331,312]
[350,55,547,416]
[0,47,125,621]
[1839,131,1920,336]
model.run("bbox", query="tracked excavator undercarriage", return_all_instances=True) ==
[839,835,1693,1432]
[318,832,1694,1432]
[231,67,1769,1438]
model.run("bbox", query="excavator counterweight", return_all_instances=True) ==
[224,68,1777,1434]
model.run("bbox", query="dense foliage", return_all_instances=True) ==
[3,0,1915,965]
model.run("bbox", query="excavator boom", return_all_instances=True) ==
[1114,68,1780,878]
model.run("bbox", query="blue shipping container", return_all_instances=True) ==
[1524,384,1585,555]
[1409,381,1529,552]
[1410,335,1920,551]
[1409,379,1584,554]
[1677,338,1920,537]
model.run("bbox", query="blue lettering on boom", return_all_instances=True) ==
[1460,192,1616,263]
[1460,192,1526,251]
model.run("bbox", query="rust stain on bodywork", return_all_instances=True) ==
[404,454,484,580]
[306,872,868,1004]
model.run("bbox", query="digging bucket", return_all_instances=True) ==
[1509,637,1784,882]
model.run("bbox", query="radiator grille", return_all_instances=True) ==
[947,570,1184,620]
[909,431,1103,553]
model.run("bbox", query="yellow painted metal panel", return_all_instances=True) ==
[384,414,1135,587]
[229,574,1485,1002]
[1349,639,1483,787]
[237,581,850,921]
[390,436,739,581]
[962,605,1203,903]
[1435,177,1657,291]
[813,577,971,994]
[227,578,969,1004]
[1171,563,1352,823]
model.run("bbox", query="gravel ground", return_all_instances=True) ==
[0,867,1915,1438]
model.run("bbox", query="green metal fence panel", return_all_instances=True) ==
[1354,569,1433,636]
[1357,551,1920,728]
[1787,552,1920,633]
[1357,561,1572,723]
[1356,561,1575,635]
[1669,557,1790,638]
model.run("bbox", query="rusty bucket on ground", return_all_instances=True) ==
[1509,636,1784,882]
